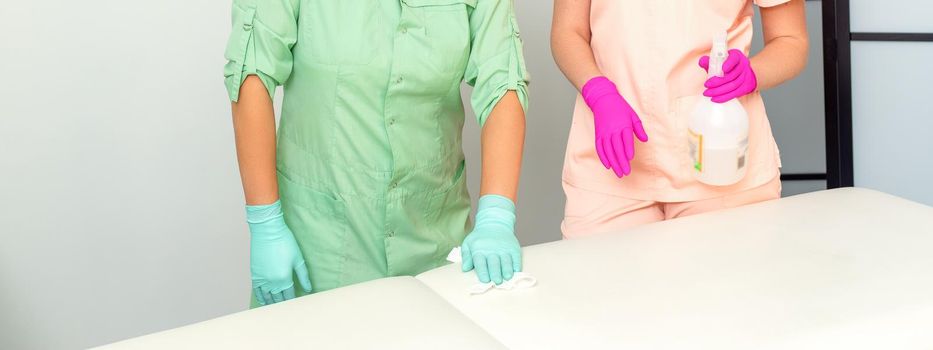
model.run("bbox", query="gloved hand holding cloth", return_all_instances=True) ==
[461,195,522,285]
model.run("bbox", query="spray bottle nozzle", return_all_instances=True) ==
[708,31,729,78]
[712,31,728,53]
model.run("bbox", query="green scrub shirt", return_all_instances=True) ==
[223,0,529,304]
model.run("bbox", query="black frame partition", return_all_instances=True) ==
[822,0,854,188]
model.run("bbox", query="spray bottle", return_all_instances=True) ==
[688,31,749,186]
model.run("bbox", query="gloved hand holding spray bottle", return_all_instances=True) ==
[689,31,752,186]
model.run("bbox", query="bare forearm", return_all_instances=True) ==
[231,75,280,206]
[551,0,600,91]
[751,37,808,90]
[752,0,809,90]
[552,30,601,91]
[480,92,525,202]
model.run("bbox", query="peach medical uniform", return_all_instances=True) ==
[562,0,789,238]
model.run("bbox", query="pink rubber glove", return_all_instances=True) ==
[699,49,758,103]
[582,77,649,178]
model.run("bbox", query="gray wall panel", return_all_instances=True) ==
[851,42,933,206]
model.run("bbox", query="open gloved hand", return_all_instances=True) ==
[699,49,758,103]
[582,76,649,178]
[461,195,522,285]
[247,200,313,305]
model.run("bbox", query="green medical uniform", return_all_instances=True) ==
[223,0,529,303]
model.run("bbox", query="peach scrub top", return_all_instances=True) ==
[563,0,789,202]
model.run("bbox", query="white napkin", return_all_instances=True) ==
[447,247,537,295]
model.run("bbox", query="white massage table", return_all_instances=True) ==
[96,277,507,349]
[98,188,933,349]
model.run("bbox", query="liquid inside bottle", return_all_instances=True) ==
[688,31,750,186]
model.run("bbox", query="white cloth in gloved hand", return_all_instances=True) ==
[448,247,537,295]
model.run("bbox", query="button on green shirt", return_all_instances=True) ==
[223,0,529,301]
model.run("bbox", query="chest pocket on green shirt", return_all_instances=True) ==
[305,0,384,66]
[402,0,475,75]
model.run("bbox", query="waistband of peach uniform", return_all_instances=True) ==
[560,165,781,203]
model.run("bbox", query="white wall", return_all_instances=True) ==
[0,1,247,348]
[0,1,828,348]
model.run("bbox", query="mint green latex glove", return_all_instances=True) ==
[247,200,312,305]
[461,195,522,285]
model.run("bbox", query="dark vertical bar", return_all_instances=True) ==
[822,0,839,187]
[822,0,855,188]
[837,0,854,187]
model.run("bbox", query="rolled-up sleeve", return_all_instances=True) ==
[223,0,299,102]
[464,0,530,126]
